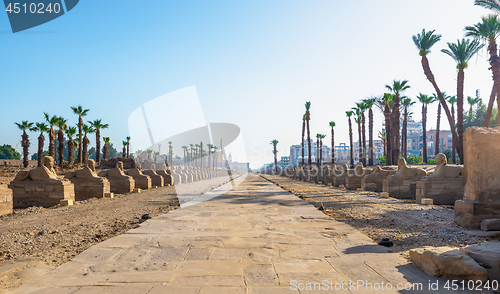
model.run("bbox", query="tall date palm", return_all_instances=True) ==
[32,122,49,167]
[71,105,90,165]
[345,111,355,168]
[15,121,33,168]
[305,102,312,166]
[386,80,410,164]
[66,126,77,167]
[329,121,335,166]
[271,139,279,172]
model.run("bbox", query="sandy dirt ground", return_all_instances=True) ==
[0,174,231,292]
[261,174,499,261]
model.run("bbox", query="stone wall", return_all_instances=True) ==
[9,181,75,208]
[98,158,136,170]
[0,184,13,216]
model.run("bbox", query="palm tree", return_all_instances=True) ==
[207,144,213,168]
[271,139,279,172]
[82,125,95,164]
[442,39,484,163]
[363,98,376,166]
[301,114,306,165]
[101,137,111,161]
[319,134,326,166]
[386,80,410,163]
[484,85,496,127]
[123,142,129,159]
[154,151,160,163]
[315,134,321,167]
[66,126,77,167]
[135,149,142,162]
[447,96,458,164]
[355,102,367,166]
[417,93,434,163]
[382,93,394,165]
[305,102,312,166]
[168,141,173,167]
[89,119,109,164]
[43,113,58,158]
[467,96,482,117]
[71,106,90,164]
[401,97,415,159]
[31,122,49,167]
[329,121,335,166]
[189,143,194,166]
[378,131,387,159]
[413,29,462,161]
[466,15,500,127]
[56,117,67,167]
[146,149,153,161]
[126,136,131,158]
[195,144,201,166]
[15,121,33,168]
[345,110,355,167]
[352,107,362,165]
[475,0,500,11]
[182,146,188,166]
[431,93,443,158]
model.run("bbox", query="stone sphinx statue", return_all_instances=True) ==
[98,161,135,194]
[9,156,75,207]
[392,158,427,179]
[362,165,397,192]
[346,162,373,190]
[65,159,101,180]
[14,156,61,182]
[142,164,164,187]
[65,160,110,200]
[125,163,151,189]
[429,153,463,178]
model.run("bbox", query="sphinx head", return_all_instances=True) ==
[397,158,407,169]
[435,153,447,166]
[117,161,124,171]
[87,159,96,172]
[43,156,55,169]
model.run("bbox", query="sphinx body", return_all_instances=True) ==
[65,160,111,200]
[361,165,397,192]
[156,163,173,186]
[9,156,75,207]
[383,158,428,199]
[346,162,374,190]
[142,164,164,187]
[98,161,135,194]
[125,164,151,189]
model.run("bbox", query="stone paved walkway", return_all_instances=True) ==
[11,174,469,294]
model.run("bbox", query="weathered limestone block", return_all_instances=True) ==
[98,161,135,194]
[416,154,464,205]
[125,166,151,190]
[65,160,111,200]
[456,127,500,229]
[331,164,349,187]
[0,184,13,216]
[361,165,397,192]
[311,166,328,184]
[461,241,500,281]
[383,158,427,199]
[9,156,75,208]
[156,163,173,186]
[99,158,136,169]
[142,164,164,187]
[410,246,487,282]
[481,219,500,231]
[345,162,373,190]
[140,159,153,170]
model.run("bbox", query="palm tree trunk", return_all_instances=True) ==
[78,117,83,164]
[103,143,109,160]
[306,117,311,166]
[484,85,496,127]
[357,119,362,165]
[274,146,278,172]
[348,118,354,167]
[331,127,335,166]
[391,95,400,164]
[420,54,462,161]
[456,69,465,164]
[21,131,30,168]
[361,111,367,166]
[402,107,408,159]
[37,133,44,167]
[58,130,64,167]
[83,136,89,165]
[48,128,55,158]
[384,105,392,165]
[126,144,129,159]
[435,103,441,157]
[451,103,456,164]
[95,130,101,164]
[320,140,323,166]
[422,104,428,163]
[316,138,320,167]
[368,109,373,166]
[68,139,74,167]
[486,38,500,127]
[301,119,305,165]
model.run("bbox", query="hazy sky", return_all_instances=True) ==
[0,0,495,169]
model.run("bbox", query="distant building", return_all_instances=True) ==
[426,129,453,157]
[289,139,330,167]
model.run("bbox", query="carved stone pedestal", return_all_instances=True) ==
[70,178,111,201]
[416,178,464,205]
[0,184,13,216]
[142,170,164,187]
[9,180,75,208]
[383,178,420,199]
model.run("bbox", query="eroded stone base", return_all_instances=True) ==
[70,178,111,201]
[0,184,13,216]
[345,176,363,190]
[130,176,151,190]
[9,180,75,208]
[107,177,135,194]
[455,200,500,229]
[362,177,387,192]
[416,178,464,205]
[383,178,421,199]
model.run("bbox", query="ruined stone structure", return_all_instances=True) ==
[416,153,464,205]
[0,184,13,216]
[142,164,164,187]
[98,161,135,194]
[345,162,373,190]
[156,163,173,186]
[9,156,75,207]
[125,164,151,190]
[361,166,397,192]
[332,164,349,187]
[382,158,427,199]
[455,127,500,229]
[65,159,111,200]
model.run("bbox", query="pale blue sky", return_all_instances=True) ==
[0,0,494,168]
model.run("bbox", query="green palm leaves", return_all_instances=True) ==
[441,39,484,70]
[412,29,442,56]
